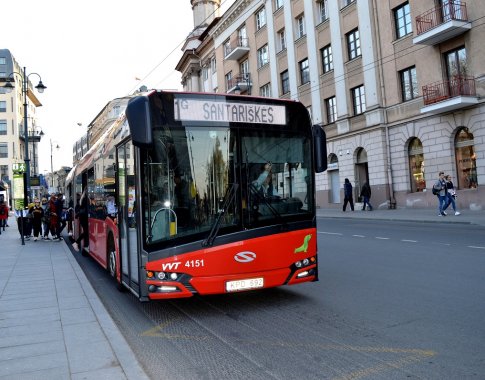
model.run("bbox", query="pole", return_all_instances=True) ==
[50,139,54,188]
[23,67,30,206]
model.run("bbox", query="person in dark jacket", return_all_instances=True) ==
[360,181,373,211]
[72,189,89,255]
[342,178,354,212]
[29,199,44,241]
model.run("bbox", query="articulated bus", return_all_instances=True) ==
[66,91,327,301]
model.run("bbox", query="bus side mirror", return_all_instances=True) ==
[313,125,327,173]
[126,95,153,147]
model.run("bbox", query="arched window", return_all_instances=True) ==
[355,148,368,201]
[408,138,425,192]
[455,128,477,189]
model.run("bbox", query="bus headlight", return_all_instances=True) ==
[157,272,166,280]
[170,273,178,280]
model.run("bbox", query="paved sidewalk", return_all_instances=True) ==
[316,205,485,227]
[0,215,149,380]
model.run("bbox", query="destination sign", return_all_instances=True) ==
[174,98,286,125]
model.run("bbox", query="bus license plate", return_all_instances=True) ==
[226,277,264,292]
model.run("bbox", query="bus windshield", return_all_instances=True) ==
[143,124,313,246]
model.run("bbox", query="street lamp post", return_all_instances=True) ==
[50,139,60,191]
[3,67,46,245]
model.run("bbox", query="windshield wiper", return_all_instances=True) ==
[202,183,239,247]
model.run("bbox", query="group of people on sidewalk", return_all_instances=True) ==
[433,171,460,217]
[342,178,373,212]
[13,193,74,241]
[342,172,461,217]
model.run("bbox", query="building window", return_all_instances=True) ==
[455,128,477,189]
[256,7,267,30]
[278,29,286,52]
[445,46,467,78]
[260,83,271,97]
[400,66,418,101]
[0,120,6,135]
[281,70,290,95]
[321,45,333,73]
[0,101,6,112]
[275,0,283,10]
[223,39,231,57]
[0,143,7,158]
[342,0,355,7]
[0,57,6,64]
[318,0,329,23]
[347,29,361,60]
[0,165,8,181]
[394,2,412,39]
[325,97,337,123]
[210,57,217,73]
[408,138,425,192]
[352,85,366,115]
[240,60,249,77]
[296,15,305,39]
[225,71,232,91]
[237,26,248,47]
[257,45,269,68]
[299,58,310,85]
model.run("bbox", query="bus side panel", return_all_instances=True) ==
[89,218,108,268]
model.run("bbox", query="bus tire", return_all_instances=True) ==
[108,234,125,292]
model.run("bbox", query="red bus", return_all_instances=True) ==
[66,91,327,301]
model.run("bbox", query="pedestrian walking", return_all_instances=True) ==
[443,175,460,216]
[41,197,51,240]
[15,207,30,240]
[29,199,44,241]
[433,171,448,216]
[56,193,67,239]
[48,194,61,240]
[0,201,8,233]
[342,178,354,212]
[72,188,89,255]
[360,181,373,211]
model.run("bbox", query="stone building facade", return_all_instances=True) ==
[176,0,484,210]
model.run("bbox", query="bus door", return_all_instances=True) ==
[117,142,140,292]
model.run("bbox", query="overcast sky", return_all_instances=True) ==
[4,0,235,173]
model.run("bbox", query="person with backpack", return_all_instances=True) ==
[433,171,448,216]
[360,181,373,211]
[443,174,460,216]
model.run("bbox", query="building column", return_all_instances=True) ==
[283,0,298,100]
[304,0,322,123]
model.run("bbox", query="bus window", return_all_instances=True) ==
[144,127,238,244]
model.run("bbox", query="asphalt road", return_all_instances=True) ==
[72,219,485,380]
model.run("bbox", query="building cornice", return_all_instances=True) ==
[212,0,252,38]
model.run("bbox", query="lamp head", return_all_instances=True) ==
[4,80,14,93]
[35,80,46,93]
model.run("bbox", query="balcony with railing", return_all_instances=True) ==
[224,38,250,61]
[413,2,471,45]
[226,73,252,95]
[421,75,478,113]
